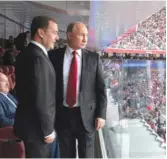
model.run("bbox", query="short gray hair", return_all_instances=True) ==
[66,21,85,33]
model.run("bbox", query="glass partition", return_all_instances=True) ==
[101,57,166,158]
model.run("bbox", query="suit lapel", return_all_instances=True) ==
[59,48,66,98]
[80,49,89,92]
[7,93,18,105]
[42,51,55,71]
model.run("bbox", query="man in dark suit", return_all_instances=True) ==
[49,22,107,158]
[3,43,16,66]
[0,73,17,128]
[13,16,59,158]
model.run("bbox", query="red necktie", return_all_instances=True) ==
[66,51,78,107]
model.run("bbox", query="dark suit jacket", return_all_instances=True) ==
[0,93,17,128]
[14,43,56,141]
[49,47,107,132]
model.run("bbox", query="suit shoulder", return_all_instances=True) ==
[85,49,100,58]
[27,45,42,57]
[16,49,44,67]
[0,95,7,105]
[20,44,45,59]
[16,50,40,61]
[49,47,66,58]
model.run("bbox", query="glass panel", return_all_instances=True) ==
[102,57,166,158]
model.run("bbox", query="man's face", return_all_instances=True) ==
[68,23,88,50]
[42,21,59,50]
[0,75,9,93]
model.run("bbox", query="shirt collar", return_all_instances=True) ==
[0,92,8,96]
[66,45,82,57]
[30,40,48,56]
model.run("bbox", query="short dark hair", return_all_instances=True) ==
[31,16,56,38]
[66,22,76,33]
[25,31,30,34]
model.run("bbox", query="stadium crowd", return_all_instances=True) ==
[109,7,166,50]
[138,7,166,50]
[102,58,166,143]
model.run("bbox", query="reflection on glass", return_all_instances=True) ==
[102,58,166,158]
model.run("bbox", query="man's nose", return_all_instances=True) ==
[83,36,87,42]
[56,35,59,40]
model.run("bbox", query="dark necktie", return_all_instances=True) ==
[66,51,78,107]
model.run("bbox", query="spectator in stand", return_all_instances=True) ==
[101,57,166,141]
[14,31,31,52]
[0,73,17,128]
[109,7,166,50]
[3,43,16,66]
[6,35,15,49]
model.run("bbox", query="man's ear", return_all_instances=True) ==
[37,28,44,39]
[67,32,72,40]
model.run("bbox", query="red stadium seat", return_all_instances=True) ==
[0,127,25,158]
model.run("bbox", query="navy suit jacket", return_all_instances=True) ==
[0,93,17,127]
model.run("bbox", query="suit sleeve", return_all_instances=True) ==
[31,56,54,137]
[95,54,107,119]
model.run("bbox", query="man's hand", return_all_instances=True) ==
[44,135,55,143]
[95,118,106,130]
[44,131,55,143]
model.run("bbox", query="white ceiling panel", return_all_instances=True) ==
[0,1,165,48]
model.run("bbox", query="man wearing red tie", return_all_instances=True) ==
[49,22,107,158]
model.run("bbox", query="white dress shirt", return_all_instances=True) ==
[30,40,55,138]
[30,40,48,57]
[63,46,82,107]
